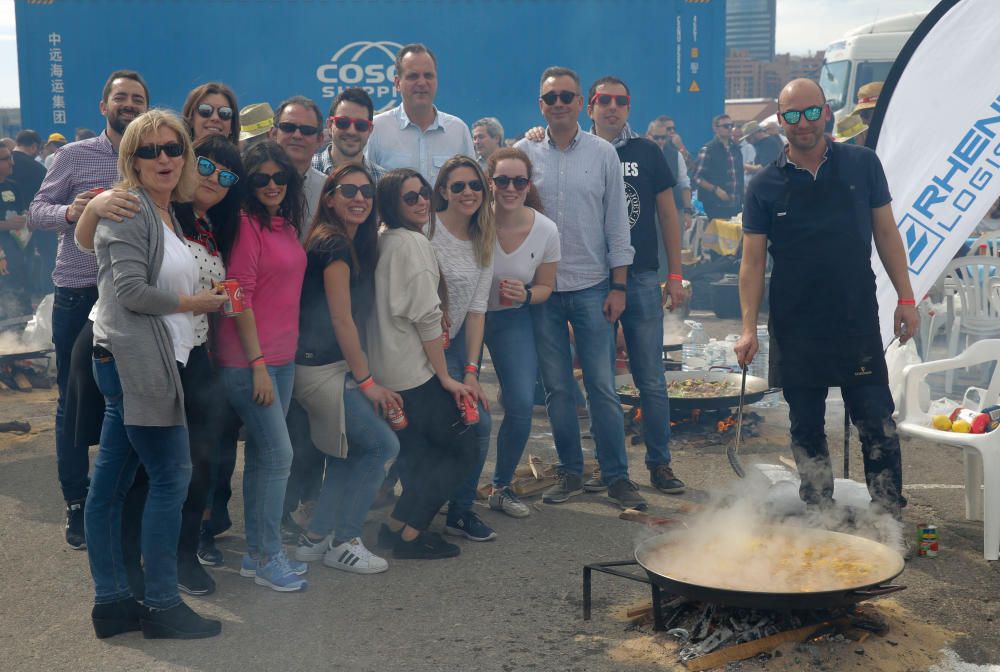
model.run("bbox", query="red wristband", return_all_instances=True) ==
[897,299,916,306]
[464,364,479,375]
[358,376,375,391]
[668,274,683,281]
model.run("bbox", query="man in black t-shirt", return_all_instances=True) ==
[586,76,686,494]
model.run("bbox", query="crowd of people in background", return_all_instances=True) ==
[0,41,894,642]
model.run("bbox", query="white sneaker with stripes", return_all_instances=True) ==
[323,537,389,574]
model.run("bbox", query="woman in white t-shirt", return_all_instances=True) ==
[426,155,497,542]
[483,148,560,518]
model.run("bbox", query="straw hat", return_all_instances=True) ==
[239,102,274,141]
[742,120,761,136]
[853,81,884,113]
[834,114,868,143]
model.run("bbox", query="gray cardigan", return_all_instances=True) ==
[93,189,186,427]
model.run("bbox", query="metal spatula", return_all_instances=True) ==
[727,366,748,478]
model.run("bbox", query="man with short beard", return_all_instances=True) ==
[734,79,918,521]
[312,87,385,183]
[29,70,149,549]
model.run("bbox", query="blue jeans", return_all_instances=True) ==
[308,382,399,540]
[532,281,629,483]
[445,321,492,512]
[52,286,98,502]
[619,270,672,469]
[85,357,191,609]
[485,306,537,487]
[220,363,295,559]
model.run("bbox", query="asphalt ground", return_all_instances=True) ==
[1,312,999,671]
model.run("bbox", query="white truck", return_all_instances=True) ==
[819,11,928,125]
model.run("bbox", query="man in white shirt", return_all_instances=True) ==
[269,96,327,239]
[365,43,475,183]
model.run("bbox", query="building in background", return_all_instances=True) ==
[726,0,776,62]
[725,50,825,99]
[0,109,21,139]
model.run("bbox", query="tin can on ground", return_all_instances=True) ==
[219,279,244,316]
[442,329,450,350]
[386,406,408,431]
[461,396,480,425]
[917,524,939,558]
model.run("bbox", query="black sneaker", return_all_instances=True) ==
[393,531,461,560]
[91,597,146,639]
[141,601,221,640]
[542,470,585,504]
[178,558,216,596]
[650,464,686,494]
[66,499,86,550]
[376,523,401,549]
[607,478,648,511]
[445,509,497,541]
[197,523,224,567]
[281,511,305,544]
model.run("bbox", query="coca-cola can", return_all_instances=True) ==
[386,405,408,431]
[461,396,480,425]
[219,279,244,316]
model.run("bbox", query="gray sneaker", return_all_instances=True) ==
[650,464,686,494]
[542,471,585,504]
[488,486,531,518]
[583,475,608,492]
[607,478,648,511]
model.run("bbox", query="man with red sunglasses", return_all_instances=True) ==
[312,87,385,184]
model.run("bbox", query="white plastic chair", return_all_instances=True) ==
[940,257,1000,392]
[969,231,1000,257]
[897,338,1000,560]
[917,296,948,361]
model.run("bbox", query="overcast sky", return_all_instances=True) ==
[0,0,938,109]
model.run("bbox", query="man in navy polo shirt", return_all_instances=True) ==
[734,79,919,518]
[586,75,687,495]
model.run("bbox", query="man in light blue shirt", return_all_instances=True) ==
[365,43,475,184]
[515,66,645,511]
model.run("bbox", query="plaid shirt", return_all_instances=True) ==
[311,144,386,184]
[29,132,119,288]
[692,137,744,213]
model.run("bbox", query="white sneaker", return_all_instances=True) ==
[323,537,389,574]
[294,533,331,562]
[488,486,531,518]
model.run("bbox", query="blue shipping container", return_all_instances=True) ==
[15,0,724,149]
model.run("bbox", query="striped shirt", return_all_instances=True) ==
[29,132,119,288]
[311,146,386,184]
[515,125,633,292]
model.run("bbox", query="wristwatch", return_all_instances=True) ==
[682,207,695,215]
[522,288,533,306]
[610,282,627,293]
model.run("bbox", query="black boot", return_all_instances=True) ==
[141,601,221,640]
[91,597,146,639]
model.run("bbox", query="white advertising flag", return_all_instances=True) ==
[868,0,1000,346]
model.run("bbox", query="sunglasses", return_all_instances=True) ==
[448,179,484,194]
[135,142,184,160]
[716,123,734,129]
[276,122,320,136]
[196,103,234,121]
[492,175,530,191]
[401,185,432,206]
[333,183,375,199]
[248,171,291,189]
[197,156,239,188]
[540,90,578,106]
[650,134,667,141]
[780,106,823,125]
[664,126,676,132]
[331,116,372,133]
[590,93,630,107]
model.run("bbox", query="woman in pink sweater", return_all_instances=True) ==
[215,141,308,592]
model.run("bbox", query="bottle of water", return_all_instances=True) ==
[682,320,709,371]
[752,324,779,407]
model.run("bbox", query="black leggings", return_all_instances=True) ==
[392,378,478,531]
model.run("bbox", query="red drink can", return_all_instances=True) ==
[461,396,480,425]
[219,279,244,316]
[499,279,514,307]
[442,329,450,350]
[89,188,106,195]
[386,406,408,431]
